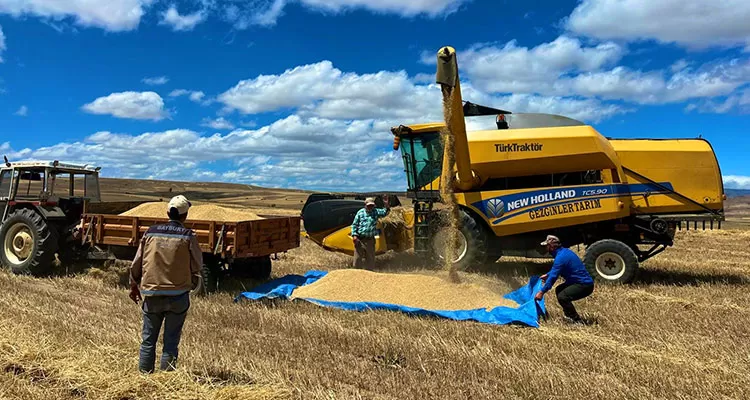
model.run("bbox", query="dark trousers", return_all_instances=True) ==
[353,237,376,270]
[555,282,594,320]
[139,292,190,373]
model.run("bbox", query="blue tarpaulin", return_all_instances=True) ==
[236,270,547,328]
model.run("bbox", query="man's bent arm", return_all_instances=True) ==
[540,256,564,293]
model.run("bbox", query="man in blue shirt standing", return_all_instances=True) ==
[535,235,595,323]
[351,196,390,270]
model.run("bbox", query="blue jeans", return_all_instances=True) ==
[139,292,190,373]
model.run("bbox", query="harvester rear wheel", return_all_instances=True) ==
[0,208,58,276]
[430,209,489,271]
[583,239,639,284]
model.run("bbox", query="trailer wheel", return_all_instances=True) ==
[229,256,273,281]
[250,256,273,281]
[0,208,58,275]
[195,261,221,296]
[430,209,488,271]
[583,239,639,284]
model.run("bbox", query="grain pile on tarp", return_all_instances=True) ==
[120,202,263,222]
[290,269,518,310]
[236,270,546,327]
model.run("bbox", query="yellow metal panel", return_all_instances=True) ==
[321,226,389,256]
[467,126,621,179]
[611,139,724,213]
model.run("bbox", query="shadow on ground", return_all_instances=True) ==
[636,268,749,286]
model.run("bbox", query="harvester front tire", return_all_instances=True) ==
[0,208,58,276]
[430,209,489,271]
[584,239,639,284]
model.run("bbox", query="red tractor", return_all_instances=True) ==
[0,158,101,275]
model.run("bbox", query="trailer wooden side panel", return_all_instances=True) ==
[81,214,301,259]
[234,216,301,258]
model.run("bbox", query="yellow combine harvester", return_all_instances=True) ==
[302,46,725,284]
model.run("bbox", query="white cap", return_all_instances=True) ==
[365,197,376,206]
[540,235,560,246]
[168,195,191,215]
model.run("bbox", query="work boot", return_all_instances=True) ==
[563,316,585,325]
[160,355,178,372]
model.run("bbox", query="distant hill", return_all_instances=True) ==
[725,189,750,198]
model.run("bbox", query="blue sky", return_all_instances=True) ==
[0,0,749,191]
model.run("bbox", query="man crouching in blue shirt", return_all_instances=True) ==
[535,235,594,324]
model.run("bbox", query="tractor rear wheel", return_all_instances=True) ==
[0,209,59,276]
[583,239,639,284]
[430,209,489,271]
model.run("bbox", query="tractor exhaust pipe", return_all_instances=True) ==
[436,46,479,192]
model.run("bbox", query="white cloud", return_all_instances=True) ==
[220,0,468,29]
[219,60,421,115]
[567,0,750,49]
[723,175,750,190]
[0,0,153,32]
[82,91,168,121]
[0,115,410,191]
[0,25,5,62]
[671,59,690,74]
[220,59,628,124]
[160,4,207,31]
[142,76,169,85]
[438,37,750,106]
[568,59,750,104]
[687,89,750,115]
[201,117,235,130]
[169,89,206,103]
[14,105,28,116]
[299,0,466,17]
[456,36,624,94]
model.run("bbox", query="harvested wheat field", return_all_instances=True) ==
[290,269,519,310]
[1,228,750,399]
[120,202,263,222]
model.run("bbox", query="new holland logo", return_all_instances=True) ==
[486,198,505,218]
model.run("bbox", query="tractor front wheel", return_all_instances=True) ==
[0,209,59,276]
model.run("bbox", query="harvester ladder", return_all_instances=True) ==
[413,201,434,255]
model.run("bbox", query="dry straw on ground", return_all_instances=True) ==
[120,202,263,222]
[2,215,750,399]
[290,269,518,310]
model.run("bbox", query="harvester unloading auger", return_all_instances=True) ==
[302,46,726,284]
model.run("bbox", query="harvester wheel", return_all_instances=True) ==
[583,239,639,284]
[430,209,489,271]
[0,208,58,276]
